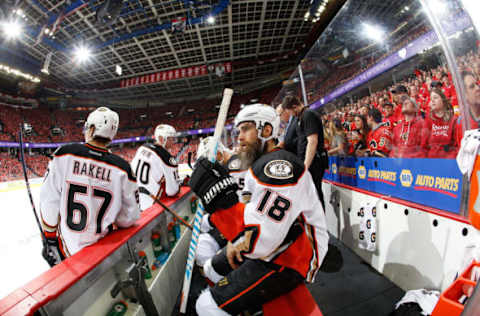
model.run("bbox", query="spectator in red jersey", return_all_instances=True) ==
[361,108,392,158]
[391,96,425,158]
[382,102,396,131]
[421,89,458,158]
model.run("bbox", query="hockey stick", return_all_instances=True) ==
[18,126,49,251]
[138,187,193,230]
[187,152,193,170]
[179,88,233,313]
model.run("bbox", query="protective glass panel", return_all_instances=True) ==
[273,0,480,215]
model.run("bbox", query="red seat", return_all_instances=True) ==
[262,284,323,316]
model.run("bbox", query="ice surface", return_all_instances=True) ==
[0,181,50,300]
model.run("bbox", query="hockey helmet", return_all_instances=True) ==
[234,104,280,146]
[84,107,119,141]
[154,124,176,145]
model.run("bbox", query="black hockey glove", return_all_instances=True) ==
[188,157,239,214]
[42,234,65,267]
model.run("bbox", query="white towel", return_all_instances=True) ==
[457,129,480,179]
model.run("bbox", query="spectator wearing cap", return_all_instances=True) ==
[391,96,425,158]
[282,95,328,209]
[421,88,458,158]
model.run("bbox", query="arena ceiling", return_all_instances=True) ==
[6,0,344,104]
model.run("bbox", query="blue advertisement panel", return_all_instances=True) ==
[325,157,462,214]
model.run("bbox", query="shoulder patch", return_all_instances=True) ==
[251,149,304,186]
[264,160,293,180]
[169,157,177,166]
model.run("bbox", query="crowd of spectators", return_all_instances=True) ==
[319,50,480,159]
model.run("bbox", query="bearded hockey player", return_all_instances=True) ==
[189,104,329,315]
[195,136,248,267]
[39,107,140,266]
[132,124,180,252]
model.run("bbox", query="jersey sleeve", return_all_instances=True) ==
[39,158,62,235]
[115,168,140,228]
[162,163,180,197]
[297,171,329,276]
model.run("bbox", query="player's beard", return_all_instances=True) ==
[238,139,261,169]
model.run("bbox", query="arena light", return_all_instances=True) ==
[2,20,22,40]
[74,46,92,64]
[363,23,385,42]
[207,16,215,24]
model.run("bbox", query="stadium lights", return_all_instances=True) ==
[363,23,385,42]
[207,16,215,24]
[2,19,22,40]
[0,64,40,82]
[74,45,92,64]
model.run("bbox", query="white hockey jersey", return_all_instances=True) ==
[232,149,329,282]
[131,143,180,210]
[40,143,141,256]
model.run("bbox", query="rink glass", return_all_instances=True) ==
[272,0,480,217]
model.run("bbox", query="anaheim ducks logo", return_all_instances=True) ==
[366,219,371,229]
[371,232,376,243]
[264,160,293,179]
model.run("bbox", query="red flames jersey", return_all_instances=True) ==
[367,123,393,157]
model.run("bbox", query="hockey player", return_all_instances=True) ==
[189,104,329,315]
[40,107,140,266]
[131,124,180,210]
[131,124,180,252]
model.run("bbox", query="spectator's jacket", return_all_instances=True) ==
[421,113,458,159]
[391,116,425,158]
[367,123,392,157]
